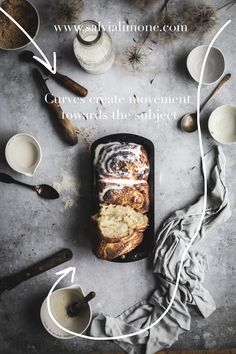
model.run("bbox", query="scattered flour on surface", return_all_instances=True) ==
[53,171,80,212]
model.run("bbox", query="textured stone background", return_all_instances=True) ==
[0,0,235,353]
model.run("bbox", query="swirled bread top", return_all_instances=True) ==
[94,142,150,181]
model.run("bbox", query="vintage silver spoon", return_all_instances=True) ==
[67,291,96,317]
[0,173,59,199]
[181,73,231,133]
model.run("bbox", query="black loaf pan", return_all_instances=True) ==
[91,133,155,263]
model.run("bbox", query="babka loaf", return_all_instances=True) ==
[93,141,150,260]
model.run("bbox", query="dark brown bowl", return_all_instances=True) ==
[91,133,155,263]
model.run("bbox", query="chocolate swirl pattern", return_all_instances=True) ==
[95,142,150,181]
[94,142,150,214]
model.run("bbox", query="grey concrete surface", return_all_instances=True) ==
[0,0,235,353]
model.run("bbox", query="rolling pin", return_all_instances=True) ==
[0,249,73,294]
[20,50,88,97]
[33,68,78,146]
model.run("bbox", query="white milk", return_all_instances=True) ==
[74,20,114,74]
[40,286,92,339]
[5,134,42,176]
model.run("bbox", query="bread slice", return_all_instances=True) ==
[93,204,148,243]
[96,232,143,260]
[98,181,149,214]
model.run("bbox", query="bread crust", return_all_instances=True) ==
[98,181,149,214]
[96,232,143,260]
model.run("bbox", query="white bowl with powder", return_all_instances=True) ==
[5,133,42,177]
[0,0,40,51]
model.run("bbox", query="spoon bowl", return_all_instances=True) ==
[35,185,60,199]
[181,113,198,133]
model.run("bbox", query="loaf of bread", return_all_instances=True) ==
[93,141,150,260]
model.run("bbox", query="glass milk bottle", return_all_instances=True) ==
[73,20,115,74]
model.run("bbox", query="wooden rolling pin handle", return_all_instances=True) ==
[83,291,96,303]
[200,73,231,112]
[67,291,96,317]
[18,249,73,283]
[47,97,78,146]
[33,68,78,146]
[54,72,88,97]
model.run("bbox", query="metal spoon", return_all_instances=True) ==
[181,73,231,133]
[0,173,59,199]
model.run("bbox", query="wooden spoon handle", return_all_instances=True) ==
[82,291,96,304]
[67,291,96,317]
[33,68,78,146]
[200,73,231,112]
[54,72,88,97]
[48,97,78,146]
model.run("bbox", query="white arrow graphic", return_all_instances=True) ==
[0,6,56,74]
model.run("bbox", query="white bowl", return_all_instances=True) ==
[40,285,92,339]
[0,0,40,51]
[208,105,236,144]
[5,133,42,177]
[187,45,225,85]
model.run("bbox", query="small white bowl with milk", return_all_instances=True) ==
[40,284,92,339]
[5,133,42,177]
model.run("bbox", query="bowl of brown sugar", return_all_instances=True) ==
[0,0,40,50]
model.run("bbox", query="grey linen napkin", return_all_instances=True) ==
[90,146,231,354]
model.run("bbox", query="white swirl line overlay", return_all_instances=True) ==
[46,20,231,341]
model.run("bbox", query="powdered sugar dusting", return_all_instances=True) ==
[53,171,80,212]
